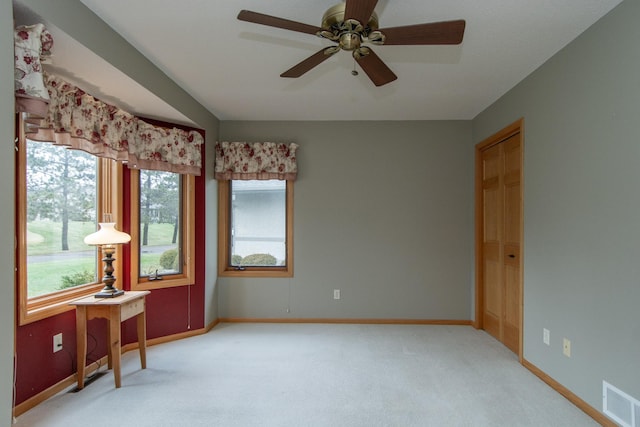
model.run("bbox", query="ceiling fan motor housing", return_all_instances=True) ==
[321,3,380,50]
[321,3,379,30]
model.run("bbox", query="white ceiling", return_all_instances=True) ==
[16,0,624,123]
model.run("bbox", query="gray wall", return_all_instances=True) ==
[219,121,474,320]
[9,0,637,422]
[14,0,221,325]
[204,128,218,325]
[473,0,640,414]
[1,1,16,423]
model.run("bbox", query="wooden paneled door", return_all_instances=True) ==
[475,119,523,357]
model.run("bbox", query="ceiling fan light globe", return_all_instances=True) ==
[342,19,364,34]
[325,46,341,55]
[318,30,338,41]
[368,30,385,45]
[353,47,371,59]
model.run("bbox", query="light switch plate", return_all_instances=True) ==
[563,338,571,357]
[53,333,63,353]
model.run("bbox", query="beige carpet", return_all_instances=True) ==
[15,323,599,426]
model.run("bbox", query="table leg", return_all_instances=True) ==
[109,305,122,388]
[75,306,87,389]
[137,310,147,369]
[106,319,113,370]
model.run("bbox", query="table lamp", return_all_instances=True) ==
[84,222,131,298]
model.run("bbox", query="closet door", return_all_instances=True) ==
[478,126,522,355]
[481,143,502,342]
[501,135,522,354]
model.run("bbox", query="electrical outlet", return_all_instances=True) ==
[53,333,63,353]
[543,328,550,346]
[563,338,571,357]
[333,289,340,300]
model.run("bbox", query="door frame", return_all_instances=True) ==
[474,118,524,361]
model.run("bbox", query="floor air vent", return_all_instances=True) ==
[603,381,640,427]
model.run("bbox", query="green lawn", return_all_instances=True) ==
[27,221,97,255]
[28,258,95,297]
[27,221,174,297]
[27,220,176,254]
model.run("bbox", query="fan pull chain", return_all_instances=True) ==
[351,60,359,76]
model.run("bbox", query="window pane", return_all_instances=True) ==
[139,170,182,277]
[26,140,97,298]
[231,180,286,267]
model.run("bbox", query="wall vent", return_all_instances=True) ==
[603,381,640,427]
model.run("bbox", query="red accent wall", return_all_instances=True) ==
[14,139,206,406]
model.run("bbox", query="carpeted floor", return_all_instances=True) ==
[15,323,599,427]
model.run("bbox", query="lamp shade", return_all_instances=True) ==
[84,222,131,246]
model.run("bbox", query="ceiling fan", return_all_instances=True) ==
[237,0,465,87]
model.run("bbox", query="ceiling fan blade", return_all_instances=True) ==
[281,48,338,78]
[344,0,378,24]
[354,48,397,87]
[237,10,323,35]
[379,20,466,45]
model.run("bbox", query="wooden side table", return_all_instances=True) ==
[70,290,151,389]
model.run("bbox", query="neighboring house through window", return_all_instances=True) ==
[218,179,293,277]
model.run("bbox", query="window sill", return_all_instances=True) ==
[20,283,103,325]
[131,276,193,291]
[219,267,293,278]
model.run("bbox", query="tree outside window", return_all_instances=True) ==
[25,140,97,298]
[138,169,182,277]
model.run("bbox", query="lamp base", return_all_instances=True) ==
[94,288,125,298]
[95,249,124,298]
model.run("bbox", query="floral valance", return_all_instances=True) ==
[15,23,204,175]
[215,141,298,181]
[25,73,204,175]
[14,23,53,117]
